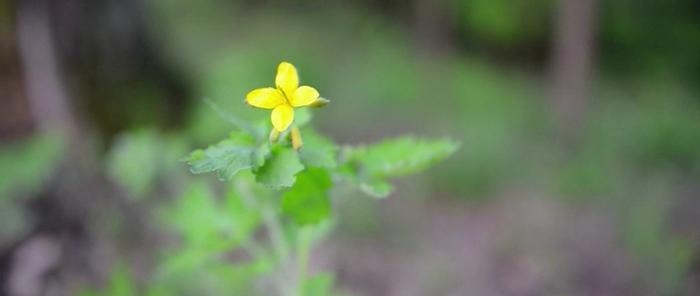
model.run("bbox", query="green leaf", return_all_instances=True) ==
[157,182,268,292]
[302,273,335,296]
[254,147,304,189]
[343,137,458,197]
[223,184,261,243]
[346,137,458,178]
[299,129,337,169]
[281,168,332,225]
[359,180,394,198]
[184,132,264,181]
[162,180,261,251]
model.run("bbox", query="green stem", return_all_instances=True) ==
[262,202,297,296]
[203,98,256,135]
[262,204,290,262]
[237,180,290,295]
[295,227,313,296]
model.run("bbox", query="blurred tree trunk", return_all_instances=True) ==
[0,0,35,140]
[412,0,451,55]
[549,0,598,140]
[4,0,161,294]
[16,0,80,139]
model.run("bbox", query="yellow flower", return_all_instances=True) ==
[245,62,321,132]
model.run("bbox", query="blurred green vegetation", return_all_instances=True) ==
[78,0,700,293]
[2,0,699,295]
[0,135,62,242]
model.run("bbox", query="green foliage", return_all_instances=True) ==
[634,102,700,173]
[0,134,62,201]
[621,178,693,295]
[107,130,188,199]
[344,137,459,178]
[255,147,305,189]
[556,94,700,198]
[174,88,456,295]
[107,130,160,197]
[444,60,543,198]
[162,180,261,252]
[302,273,335,296]
[184,99,458,202]
[600,0,700,80]
[281,169,332,225]
[155,179,271,294]
[298,128,337,169]
[450,0,552,45]
[342,137,459,198]
[0,134,62,243]
[183,132,265,181]
[79,264,136,296]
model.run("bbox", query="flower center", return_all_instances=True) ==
[279,88,292,105]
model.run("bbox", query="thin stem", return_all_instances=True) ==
[203,97,256,135]
[235,178,289,295]
[262,204,290,262]
[295,227,313,296]
[262,204,297,296]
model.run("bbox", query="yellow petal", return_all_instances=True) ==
[291,86,320,107]
[271,104,294,132]
[275,62,299,96]
[246,88,284,109]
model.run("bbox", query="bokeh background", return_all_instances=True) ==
[2,0,700,295]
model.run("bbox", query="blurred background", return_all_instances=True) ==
[1,0,700,295]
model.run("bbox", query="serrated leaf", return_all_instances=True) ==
[347,137,458,178]
[281,168,332,225]
[184,132,262,181]
[344,137,458,198]
[253,142,271,167]
[254,147,304,189]
[299,129,337,169]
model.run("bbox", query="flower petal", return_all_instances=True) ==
[271,104,294,132]
[246,87,285,109]
[275,62,299,96]
[291,86,320,107]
